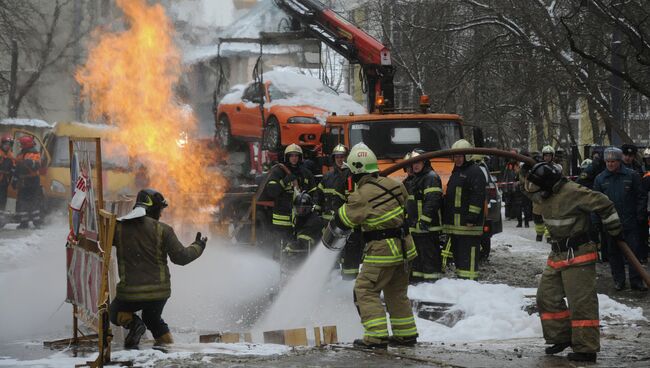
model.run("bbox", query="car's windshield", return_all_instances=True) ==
[49,136,130,169]
[348,119,462,159]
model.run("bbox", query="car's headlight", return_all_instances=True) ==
[287,116,319,124]
[50,180,66,193]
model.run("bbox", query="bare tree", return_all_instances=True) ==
[0,0,90,118]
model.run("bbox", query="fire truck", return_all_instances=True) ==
[214,0,502,254]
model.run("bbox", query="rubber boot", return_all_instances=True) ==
[124,315,146,349]
[567,352,597,362]
[535,234,543,242]
[353,338,387,350]
[388,336,417,347]
[154,332,174,346]
[544,342,571,355]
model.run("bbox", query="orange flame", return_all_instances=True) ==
[75,0,227,223]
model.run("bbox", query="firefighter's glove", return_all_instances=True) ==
[195,232,208,251]
[282,174,297,186]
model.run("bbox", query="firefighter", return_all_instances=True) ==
[314,144,362,278]
[110,189,206,348]
[442,139,486,280]
[523,162,622,363]
[14,136,42,229]
[409,149,443,283]
[0,135,15,212]
[324,143,418,349]
[264,144,316,249]
[531,145,556,241]
[282,191,323,273]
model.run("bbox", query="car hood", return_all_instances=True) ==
[268,104,328,116]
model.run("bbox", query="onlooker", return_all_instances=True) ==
[593,147,647,291]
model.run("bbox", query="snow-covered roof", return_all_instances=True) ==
[0,118,52,128]
[183,0,298,64]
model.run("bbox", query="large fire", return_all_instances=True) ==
[75,0,227,223]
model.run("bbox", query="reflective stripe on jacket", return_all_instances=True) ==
[337,175,417,267]
[443,161,486,236]
[410,166,443,233]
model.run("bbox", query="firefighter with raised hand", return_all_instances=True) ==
[522,162,622,363]
[442,139,486,280]
[281,191,323,273]
[324,143,418,349]
[14,136,42,228]
[0,135,15,212]
[264,144,316,247]
[409,149,443,283]
[110,189,206,348]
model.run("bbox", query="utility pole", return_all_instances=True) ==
[8,39,18,118]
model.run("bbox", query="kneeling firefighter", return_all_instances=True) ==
[523,163,623,363]
[281,191,323,274]
[110,189,207,348]
[322,143,418,349]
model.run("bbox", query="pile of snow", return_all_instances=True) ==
[410,279,541,342]
[219,67,366,123]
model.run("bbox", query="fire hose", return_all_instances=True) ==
[381,147,650,287]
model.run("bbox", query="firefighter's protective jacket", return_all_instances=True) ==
[15,149,41,188]
[336,174,417,267]
[113,216,203,301]
[313,165,350,220]
[410,166,443,233]
[265,163,315,227]
[443,161,486,236]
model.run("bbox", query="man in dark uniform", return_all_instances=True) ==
[523,162,623,363]
[313,144,362,279]
[408,149,444,283]
[641,148,650,263]
[442,139,486,280]
[264,144,316,249]
[594,147,647,291]
[621,143,644,175]
[110,189,206,348]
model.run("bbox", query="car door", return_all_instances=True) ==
[239,82,265,138]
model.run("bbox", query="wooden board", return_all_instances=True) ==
[263,330,285,345]
[323,325,338,344]
[283,328,307,346]
[313,327,321,347]
[199,332,241,343]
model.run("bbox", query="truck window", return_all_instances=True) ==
[349,119,462,159]
[49,136,130,170]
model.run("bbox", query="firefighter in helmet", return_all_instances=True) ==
[408,149,443,283]
[110,189,206,348]
[323,143,418,349]
[314,144,362,278]
[522,162,622,363]
[264,143,316,248]
[442,139,486,280]
[14,135,42,228]
[0,135,15,212]
[531,145,557,242]
[281,191,323,274]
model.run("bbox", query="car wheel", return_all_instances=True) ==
[215,115,232,149]
[262,116,281,152]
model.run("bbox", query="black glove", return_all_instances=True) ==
[195,232,207,250]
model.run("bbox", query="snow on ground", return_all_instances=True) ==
[219,67,366,121]
[0,214,646,366]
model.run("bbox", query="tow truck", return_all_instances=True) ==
[214,0,502,253]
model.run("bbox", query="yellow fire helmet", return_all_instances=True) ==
[332,144,348,157]
[347,143,379,174]
[542,145,555,155]
[451,139,473,161]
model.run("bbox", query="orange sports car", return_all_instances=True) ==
[215,69,365,152]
